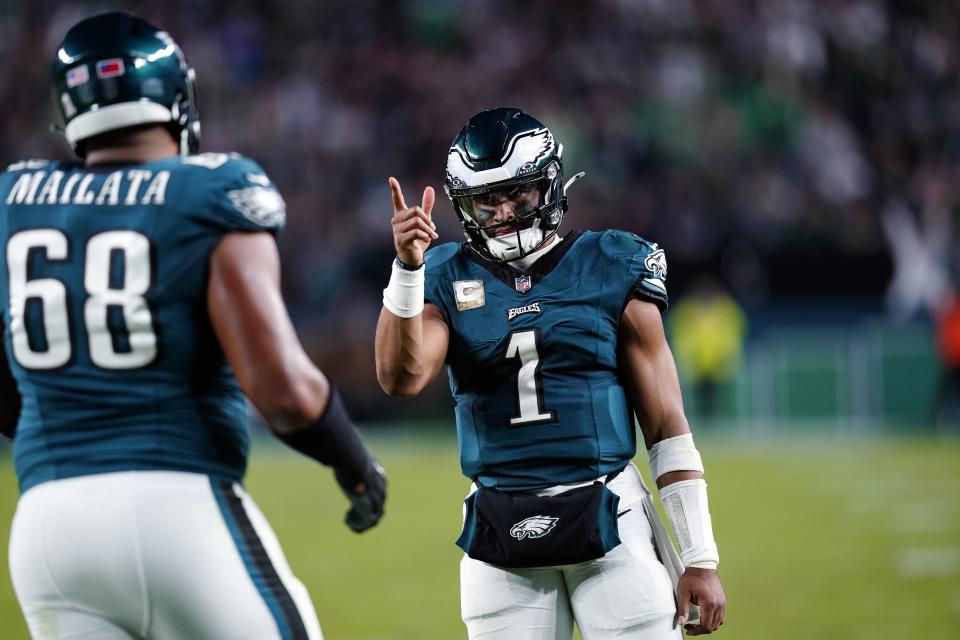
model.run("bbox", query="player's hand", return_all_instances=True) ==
[389,177,438,267]
[677,567,726,635]
[335,459,387,533]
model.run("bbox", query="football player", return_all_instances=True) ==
[376,108,725,638]
[0,12,385,640]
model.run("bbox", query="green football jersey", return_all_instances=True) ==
[424,229,668,490]
[0,152,286,492]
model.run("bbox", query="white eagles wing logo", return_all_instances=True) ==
[644,249,667,280]
[227,186,287,228]
[446,128,556,187]
[510,515,559,540]
[502,129,555,177]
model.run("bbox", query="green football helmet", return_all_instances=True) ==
[50,11,200,156]
[445,108,584,263]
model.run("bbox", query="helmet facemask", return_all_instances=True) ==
[449,160,566,263]
[445,108,574,263]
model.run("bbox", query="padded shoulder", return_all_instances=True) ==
[594,229,669,311]
[424,242,462,273]
[179,153,286,233]
[5,159,57,173]
[1,159,77,183]
[0,160,76,204]
[595,229,660,260]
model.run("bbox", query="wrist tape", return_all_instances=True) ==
[659,478,720,569]
[648,433,704,480]
[382,260,425,318]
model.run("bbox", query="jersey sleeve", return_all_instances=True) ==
[191,154,287,235]
[602,230,669,312]
[629,241,668,311]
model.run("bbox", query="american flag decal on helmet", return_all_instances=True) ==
[96,58,125,79]
[66,65,89,88]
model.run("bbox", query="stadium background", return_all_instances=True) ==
[0,0,958,638]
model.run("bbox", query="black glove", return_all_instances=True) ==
[335,458,387,533]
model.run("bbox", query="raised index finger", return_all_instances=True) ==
[388,177,407,213]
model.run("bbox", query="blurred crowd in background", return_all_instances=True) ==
[1,0,958,422]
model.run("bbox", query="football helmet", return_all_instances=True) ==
[50,11,200,156]
[445,108,580,262]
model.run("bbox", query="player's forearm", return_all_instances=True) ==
[272,381,375,481]
[648,432,720,570]
[656,469,703,489]
[251,358,330,433]
[375,309,432,396]
[376,253,449,395]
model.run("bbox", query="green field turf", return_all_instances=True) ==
[0,433,958,639]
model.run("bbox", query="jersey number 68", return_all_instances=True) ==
[6,228,156,370]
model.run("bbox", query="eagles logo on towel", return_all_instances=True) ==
[510,515,559,540]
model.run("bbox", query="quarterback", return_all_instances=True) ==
[376,108,725,638]
[0,12,385,640]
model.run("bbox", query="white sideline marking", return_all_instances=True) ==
[896,548,960,577]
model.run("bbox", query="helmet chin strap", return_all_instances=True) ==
[180,128,190,156]
[508,232,561,271]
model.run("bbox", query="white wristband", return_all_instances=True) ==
[383,260,425,318]
[659,478,719,569]
[648,433,704,481]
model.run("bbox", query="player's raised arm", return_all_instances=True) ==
[375,177,449,397]
[208,231,386,533]
[0,321,21,439]
[618,298,726,635]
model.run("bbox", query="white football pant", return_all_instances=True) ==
[8,471,322,640]
[460,463,681,640]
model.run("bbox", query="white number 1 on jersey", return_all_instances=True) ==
[505,329,557,427]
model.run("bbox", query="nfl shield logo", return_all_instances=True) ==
[514,275,532,293]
